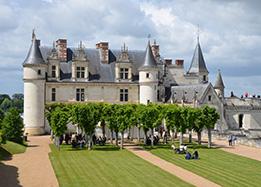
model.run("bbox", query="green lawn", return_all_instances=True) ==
[49,144,193,187]
[145,143,261,187]
[0,141,26,160]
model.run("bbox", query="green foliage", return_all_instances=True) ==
[0,94,11,104]
[46,102,221,149]
[1,108,23,144]
[201,105,220,129]
[50,107,69,137]
[0,98,12,112]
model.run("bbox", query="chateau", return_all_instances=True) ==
[23,31,261,144]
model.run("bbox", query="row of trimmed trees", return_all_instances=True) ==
[46,103,219,150]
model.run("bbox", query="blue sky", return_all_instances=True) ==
[0,0,260,97]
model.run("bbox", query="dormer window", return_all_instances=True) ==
[203,75,207,81]
[120,68,128,79]
[52,65,56,78]
[76,67,85,78]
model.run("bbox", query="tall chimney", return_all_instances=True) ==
[175,59,184,67]
[56,39,67,61]
[96,41,109,64]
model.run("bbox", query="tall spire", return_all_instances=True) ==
[23,30,45,65]
[187,40,208,74]
[140,40,157,68]
[214,69,225,89]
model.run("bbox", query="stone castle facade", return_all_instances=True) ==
[23,31,261,140]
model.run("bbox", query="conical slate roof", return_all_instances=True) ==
[140,41,157,68]
[187,42,208,74]
[214,70,225,89]
[23,31,45,65]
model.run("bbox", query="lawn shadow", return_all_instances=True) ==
[0,147,12,161]
[0,163,22,187]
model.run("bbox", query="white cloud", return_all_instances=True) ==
[0,0,260,96]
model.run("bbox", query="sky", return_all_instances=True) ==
[0,0,260,97]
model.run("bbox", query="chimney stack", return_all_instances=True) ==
[175,59,184,67]
[164,58,172,65]
[56,39,67,61]
[96,41,109,64]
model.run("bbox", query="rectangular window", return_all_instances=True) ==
[76,67,85,78]
[208,95,212,101]
[51,65,56,78]
[51,88,56,101]
[120,68,129,79]
[38,69,41,75]
[146,73,150,78]
[76,88,85,101]
[120,89,128,102]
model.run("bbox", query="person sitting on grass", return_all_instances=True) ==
[185,151,191,160]
[192,150,199,159]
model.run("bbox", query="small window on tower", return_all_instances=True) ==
[203,75,206,81]
[51,66,56,78]
[51,88,56,101]
[38,69,41,75]
[146,73,150,78]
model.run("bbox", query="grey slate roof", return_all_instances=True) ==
[171,83,211,103]
[23,37,45,65]
[139,41,157,69]
[214,70,225,89]
[40,47,145,82]
[187,42,208,74]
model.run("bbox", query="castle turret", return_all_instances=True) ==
[187,40,209,83]
[139,41,159,104]
[214,69,225,98]
[23,30,47,135]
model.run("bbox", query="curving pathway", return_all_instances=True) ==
[1,136,58,187]
[126,145,220,187]
[212,139,261,161]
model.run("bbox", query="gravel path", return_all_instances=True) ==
[0,136,59,187]
[212,139,261,161]
[126,145,220,187]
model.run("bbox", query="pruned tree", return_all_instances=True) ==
[1,108,23,144]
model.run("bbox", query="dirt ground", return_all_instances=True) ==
[0,136,58,187]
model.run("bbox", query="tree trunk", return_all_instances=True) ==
[115,132,119,146]
[121,131,124,149]
[197,131,202,145]
[151,128,154,147]
[171,129,175,143]
[144,130,148,145]
[88,134,92,150]
[174,129,178,138]
[110,130,113,144]
[137,127,140,142]
[189,130,192,143]
[179,132,183,145]
[208,128,212,148]
[102,121,106,139]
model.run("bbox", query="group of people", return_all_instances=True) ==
[228,134,237,146]
[185,150,199,160]
[171,144,187,154]
[171,144,199,160]
[92,134,107,146]
[145,135,160,145]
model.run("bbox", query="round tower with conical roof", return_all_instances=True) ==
[214,69,225,98]
[139,41,159,104]
[23,30,47,135]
